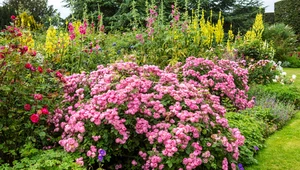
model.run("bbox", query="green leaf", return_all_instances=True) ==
[166,160,173,168]
[0,85,11,92]
[39,132,46,139]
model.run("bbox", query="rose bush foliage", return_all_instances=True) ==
[49,57,254,169]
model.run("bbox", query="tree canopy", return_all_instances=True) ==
[0,0,58,29]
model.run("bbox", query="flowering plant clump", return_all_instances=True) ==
[0,19,64,164]
[248,60,280,85]
[182,57,254,110]
[50,57,253,169]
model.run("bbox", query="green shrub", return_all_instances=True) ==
[236,39,275,63]
[262,23,297,62]
[286,52,300,68]
[226,111,265,166]
[240,106,278,136]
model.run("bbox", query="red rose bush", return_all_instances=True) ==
[50,57,253,169]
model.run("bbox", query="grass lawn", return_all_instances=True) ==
[247,68,300,170]
[246,111,300,170]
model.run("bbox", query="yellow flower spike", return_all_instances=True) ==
[252,13,264,39]
[214,11,224,44]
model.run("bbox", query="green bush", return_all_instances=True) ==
[237,39,275,63]
[286,52,300,68]
[262,23,297,62]
[226,111,265,166]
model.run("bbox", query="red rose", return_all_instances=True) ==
[38,66,43,73]
[24,104,31,111]
[41,107,49,115]
[56,71,63,78]
[11,15,16,20]
[30,114,39,123]
[25,63,32,69]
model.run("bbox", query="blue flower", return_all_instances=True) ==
[254,146,259,151]
[112,42,116,46]
[117,50,121,54]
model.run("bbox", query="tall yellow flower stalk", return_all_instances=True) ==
[200,10,214,48]
[244,13,264,41]
[45,26,58,55]
[214,11,224,44]
[252,13,264,39]
[226,25,234,51]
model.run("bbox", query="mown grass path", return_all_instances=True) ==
[247,68,300,170]
[246,111,300,170]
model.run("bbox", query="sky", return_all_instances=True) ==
[0,0,280,18]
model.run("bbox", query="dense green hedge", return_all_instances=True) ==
[275,0,300,34]
[264,12,275,25]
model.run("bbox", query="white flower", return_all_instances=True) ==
[275,75,279,80]
[277,61,282,66]
[292,75,296,79]
[281,72,287,76]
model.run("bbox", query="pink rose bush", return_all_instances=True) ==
[49,57,253,169]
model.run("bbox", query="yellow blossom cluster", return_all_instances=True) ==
[45,26,70,56]
[214,12,224,44]
[244,13,264,41]
[45,26,58,55]
[19,30,35,49]
[16,12,41,30]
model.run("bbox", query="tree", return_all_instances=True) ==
[0,4,15,29]
[275,0,300,34]
[2,0,58,24]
